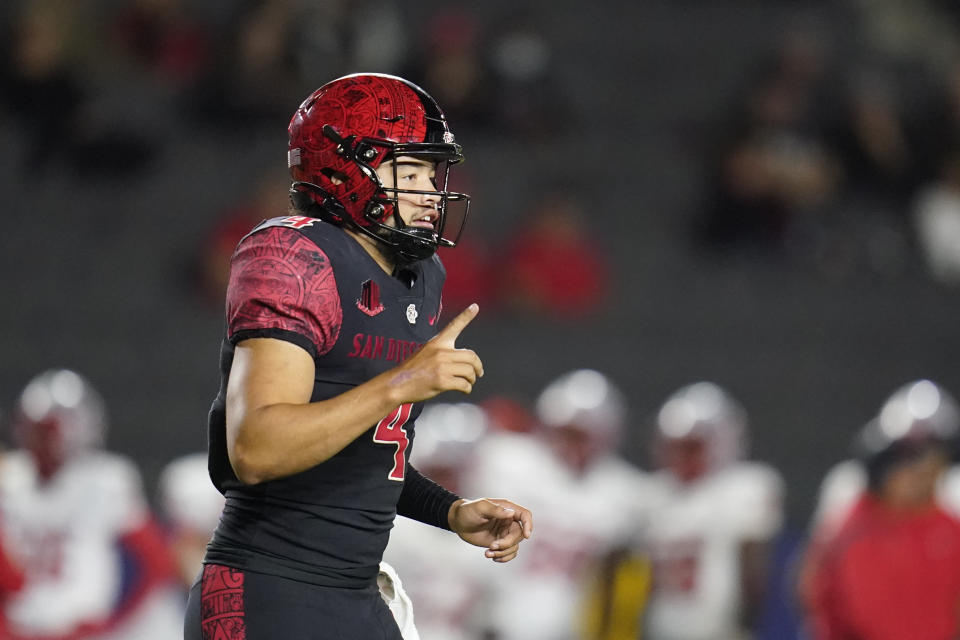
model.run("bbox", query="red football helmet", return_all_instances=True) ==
[655,381,747,483]
[12,369,107,479]
[287,73,470,263]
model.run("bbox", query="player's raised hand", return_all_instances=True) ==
[387,303,484,402]
[433,302,479,348]
[448,498,533,563]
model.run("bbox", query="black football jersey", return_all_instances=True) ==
[204,215,445,588]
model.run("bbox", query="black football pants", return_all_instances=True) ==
[183,563,403,640]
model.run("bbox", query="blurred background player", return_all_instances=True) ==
[157,451,226,591]
[641,381,785,640]
[798,379,960,640]
[382,401,491,640]
[0,369,183,639]
[807,379,960,536]
[0,404,25,639]
[472,369,651,640]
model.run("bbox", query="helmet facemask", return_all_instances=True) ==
[355,137,470,264]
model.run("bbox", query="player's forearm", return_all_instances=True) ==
[229,371,406,484]
[396,465,462,529]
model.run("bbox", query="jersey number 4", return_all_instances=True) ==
[374,403,412,481]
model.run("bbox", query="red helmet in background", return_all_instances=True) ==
[287,73,470,263]
[12,369,107,479]
[655,381,747,483]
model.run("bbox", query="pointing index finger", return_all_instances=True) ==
[437,303,479,344]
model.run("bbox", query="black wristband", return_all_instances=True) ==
[396,464,461,530]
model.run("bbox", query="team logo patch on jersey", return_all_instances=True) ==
[406,303,418,324]
[357,280,385,316]
[280,215,317,229]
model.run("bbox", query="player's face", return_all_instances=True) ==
[661,437,709,483]
[376,156,441,231]
[551,425,599,476]
[19,417,67,480]
[883,447,950,507]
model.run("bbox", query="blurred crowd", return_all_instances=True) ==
[695,3,960,286]
[0,0,574,154]
[1,0,607,324]
[2,366,959,639]
[7,0,960,311]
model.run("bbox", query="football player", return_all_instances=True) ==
[156,452,226,590]
[799,379,960,639]
[0,369,183,639]
[808,379,960,536]
[474,369,651,640]
[184,73,532,640]
[641,381,785,640]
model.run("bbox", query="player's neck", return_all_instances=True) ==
[345,228,395,275]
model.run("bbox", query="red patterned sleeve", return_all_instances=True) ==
[226,226,342,358]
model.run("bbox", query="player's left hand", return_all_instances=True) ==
[448,498,533,563]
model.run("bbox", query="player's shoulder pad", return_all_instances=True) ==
[243,215,337,242]
[718,461,785,501]
[819,459,866,492]
[0,450,36,490]
[68,451,145,492]
[594,454,651,486]
[159,452,224,533]
[714,462,785,536]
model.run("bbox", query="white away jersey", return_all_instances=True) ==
[469,432,652,640]
[383,517,483,640]
[642,462,784,640]
[0,450,149,636]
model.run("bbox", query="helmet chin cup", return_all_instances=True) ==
[376,219,439,264]
[391,228,438,264]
